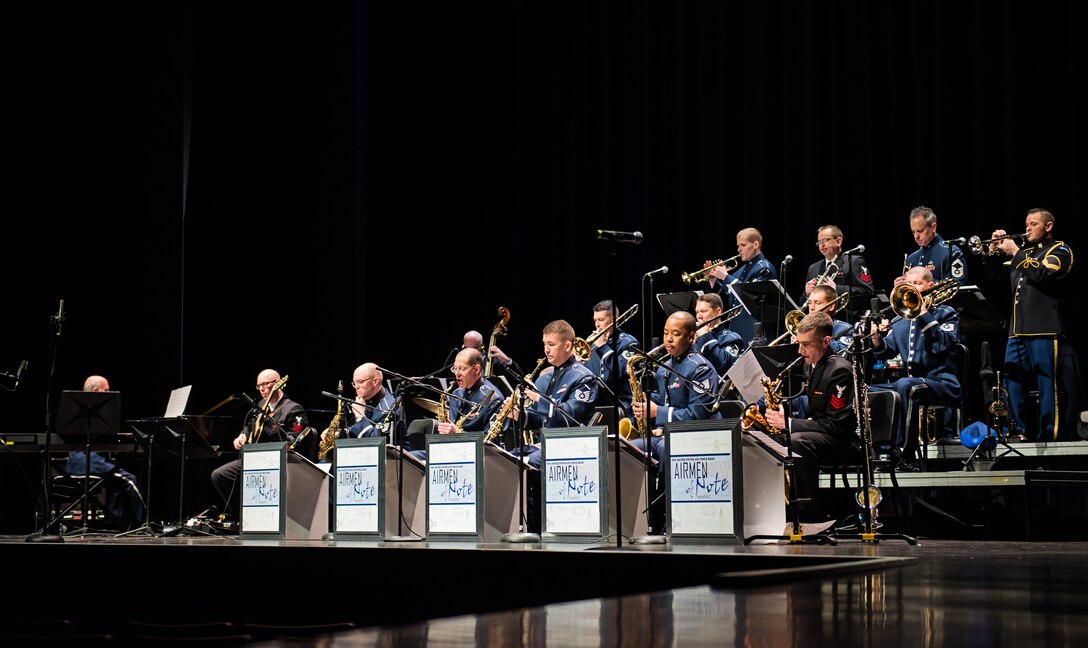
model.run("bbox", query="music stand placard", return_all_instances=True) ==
[240,442,287,538]
[426,433,484,541]
[541,426,608,542]
[665,419,743,543]
[333,437,385,538]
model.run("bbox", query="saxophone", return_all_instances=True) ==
[437,383,454,424]
[619,353,649,439]
[484,358,546,444]
[741,376,783,435]
[317,380,345,462]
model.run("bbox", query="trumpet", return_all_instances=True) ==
[967,232,1027,256]
[681,255,740,285]
[768,292,850,345]
[573,304,639,361]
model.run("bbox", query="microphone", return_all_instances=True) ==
[841,244,866,257]
[322,390,358,405]
[597,229,643,244]
[781,254,794,265]
[14,360,27,388]
[288,427,312,452]
[644,265,668,277]
[947,237,967,246]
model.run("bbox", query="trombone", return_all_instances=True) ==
[798,261,839,310]
[694,304,744,336]
[681,255,741,285]
[966,232,1027,255]
[768,292,850,345]
[573,304,638,361]
[883,277,959,321]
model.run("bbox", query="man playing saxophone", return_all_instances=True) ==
[319,363,406,447]
[629,311,721,533]
[762,311,857,524]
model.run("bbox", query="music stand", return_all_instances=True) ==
[729,280,799,343]
[727,344,806,405]
[53,390,123,535]
[945,284,1006,336]
[656,291,701,317]
[158,418,222,537]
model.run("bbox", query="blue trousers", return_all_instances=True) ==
[870,377,959,449]
[1004,337,1060,441]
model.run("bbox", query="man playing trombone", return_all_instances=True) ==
[806,285,854,354]
[693,293,745,379]
[582,300,641,416]
[869,267,961,465]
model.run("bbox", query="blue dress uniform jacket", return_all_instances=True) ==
[449,379,506,433]
[830,319,854,355]
[586,330,640,415]
[346,387,406,444]
[649,350,723,426]
[907,234,968,285]
[693,326,745,377]
[872,304,961,404]
[524,358,599,430]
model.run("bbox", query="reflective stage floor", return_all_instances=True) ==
[2,532,1087,646]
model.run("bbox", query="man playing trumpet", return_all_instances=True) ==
[984,208,1081,441]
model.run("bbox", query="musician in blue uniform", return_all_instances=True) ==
[65,375,146,530]
[340,363,405,442]
[629,311,721,533]
[584,300,640,416]
[408,348,505,461]
[802,225,874,320]
[985,209,1081,441]
[705,227,778,343]
[211,368,309,523]
[906,206,968,285]
[806,285,854,354]
[869,267,961,458]
[693,293,744,377]
[763,312,858,522]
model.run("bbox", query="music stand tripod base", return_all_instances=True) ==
[501,531,541,543]
[630,534,667,545]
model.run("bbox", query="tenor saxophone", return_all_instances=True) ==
[619,353,649,439]
[740,376,783,435]
[318,380,345,462]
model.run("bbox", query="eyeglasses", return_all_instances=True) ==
[352,377,378,387]
[256,380,277,389]
[451,365,476,375]
[814,237,837,247]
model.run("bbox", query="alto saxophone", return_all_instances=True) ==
[318,380,345,462]
[437,383,454,424]
[484,358,547,444]
[741,376,783,435]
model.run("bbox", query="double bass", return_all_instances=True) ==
[484,306,510,377]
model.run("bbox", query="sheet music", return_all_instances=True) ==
[165,385,192,418]
[743,428,789,461]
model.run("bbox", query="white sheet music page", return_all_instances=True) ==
[165,385,192,418]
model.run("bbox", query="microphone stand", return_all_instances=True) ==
[27,301,67,543]
[376,382,419,542]
[502,379,540,543]
[629,354,666,545]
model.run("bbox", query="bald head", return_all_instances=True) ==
[83,375,110,392]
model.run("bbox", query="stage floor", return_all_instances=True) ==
[2,532,1087,646]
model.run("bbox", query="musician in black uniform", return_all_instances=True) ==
[764,311,858,522]
[906,206,968,285]
[585,299,640,416]
[64,375,146,529]
[985,209,1082,441]
[210,368,309,523]
[802,225,874,317]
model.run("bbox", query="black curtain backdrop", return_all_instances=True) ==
[5,1,1086,448]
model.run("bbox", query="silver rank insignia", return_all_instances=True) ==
[940,322,955,332]
[951,257,965,278]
